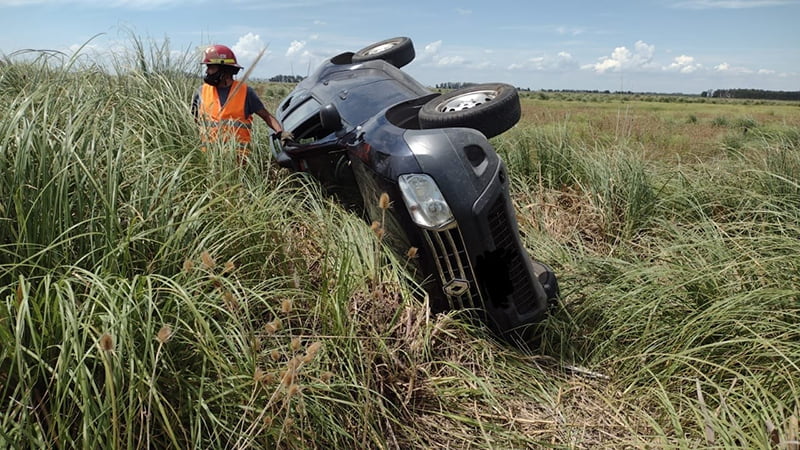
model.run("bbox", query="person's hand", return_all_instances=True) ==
[278,130,294,144]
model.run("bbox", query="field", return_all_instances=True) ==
[1,45,799,449]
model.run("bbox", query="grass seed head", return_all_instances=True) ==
[281,369,295,387]
[200,250,216,270]
[254,367,266,383]
[290,337,302,352]
[271,349,281,361]
[183,259,194,273]
[289,355,302,369]
[99,333,114,352]
[378,192,390,210]
[320,371,334,384]
[406,246,418,259]
[286,383,301,398]
[303,341,322,363]
[156,325,172,344]
[223,260,235,273]
[223,291,238,310]
[281,299,292,313]
[265,320,279,334]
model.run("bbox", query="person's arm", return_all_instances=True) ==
[245,86,292,140]
[255,108,294,143]
[255,108,283,133]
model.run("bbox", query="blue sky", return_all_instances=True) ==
[2,0,798,93]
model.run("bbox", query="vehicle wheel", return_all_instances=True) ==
[419,83,521,138]
[532,260,560,304]
[352,37,415,68]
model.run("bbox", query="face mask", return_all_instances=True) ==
[204,70,223,86]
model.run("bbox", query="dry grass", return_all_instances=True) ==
[518,95,800,162]
[515,184,609,253]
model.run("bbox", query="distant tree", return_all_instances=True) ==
[435,82,479,90]
[709,89,799,101]
[269,74,305,83]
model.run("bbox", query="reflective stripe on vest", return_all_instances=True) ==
[198,81,253,145]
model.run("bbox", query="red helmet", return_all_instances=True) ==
[200,44,243,69]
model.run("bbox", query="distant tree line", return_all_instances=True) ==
[437,84,698,96]
[434,82,481,90]
[535,88,683,96]
[701,89,800,101]
[268,74,305,83]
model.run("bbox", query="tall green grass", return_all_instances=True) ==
[504,103,800,448]
[2,38,799,448]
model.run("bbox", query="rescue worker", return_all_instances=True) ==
[192,44,292,160]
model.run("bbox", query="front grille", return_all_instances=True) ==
[422,227,481,310]
[486,197,537,314]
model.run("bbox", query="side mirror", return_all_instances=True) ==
[319,103,343,133]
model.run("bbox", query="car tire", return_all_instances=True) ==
[352,37,415,68]
[532,260,560,304]
[419,83,521,138]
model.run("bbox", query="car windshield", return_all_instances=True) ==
[281,97,322,134]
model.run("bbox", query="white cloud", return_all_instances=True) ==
[509,51,578,72]
[418,40,472,67]
[280,41,335,77]
[67,42,108,55]
[286,40,306,57]
[423,40,442,57]
[231,33,269,67]
[437,55,466,66]
[714,61,753,74]
[583,40,656,73]
[232,33,263,54]
[556,26,585,36]
[556,51,578,68]
[634,41,656,61]
[666,54,702,73]
[415,40,472,68]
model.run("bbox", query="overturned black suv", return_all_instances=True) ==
[270,37,558,344]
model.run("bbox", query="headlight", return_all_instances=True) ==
[398,174,454,230]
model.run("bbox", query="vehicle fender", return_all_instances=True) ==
[403,128,500,218]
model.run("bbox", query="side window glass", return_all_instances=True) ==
[294,116,325,143]
[282,98,321,139]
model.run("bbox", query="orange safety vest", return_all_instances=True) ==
[198,81,253,152]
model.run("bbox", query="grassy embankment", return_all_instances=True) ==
[1,43,799,448]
